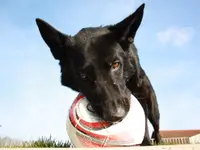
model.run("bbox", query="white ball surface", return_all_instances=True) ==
[66,93,145,148]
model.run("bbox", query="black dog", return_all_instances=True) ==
[35,3,161,146]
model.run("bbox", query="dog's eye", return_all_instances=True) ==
[111,61,120,71]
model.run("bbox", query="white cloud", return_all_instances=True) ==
[156,27,195,47]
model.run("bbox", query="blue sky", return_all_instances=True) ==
[0,0,200,141]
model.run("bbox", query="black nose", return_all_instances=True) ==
[103,108,127,123]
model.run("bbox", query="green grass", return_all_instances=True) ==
[2,136,71,148]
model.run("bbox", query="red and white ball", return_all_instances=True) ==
[66,93,145,148]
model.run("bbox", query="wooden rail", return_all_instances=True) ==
[0,144,200,150]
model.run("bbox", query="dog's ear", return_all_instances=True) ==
[108,3,145,43]
[35,18,74,60]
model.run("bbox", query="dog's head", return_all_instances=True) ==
[36,4,145,122]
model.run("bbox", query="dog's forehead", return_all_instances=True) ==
[73,26,122,65]
[84,35,123,67]
[74,27,110,45]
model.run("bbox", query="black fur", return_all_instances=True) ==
[35,3,161,146]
